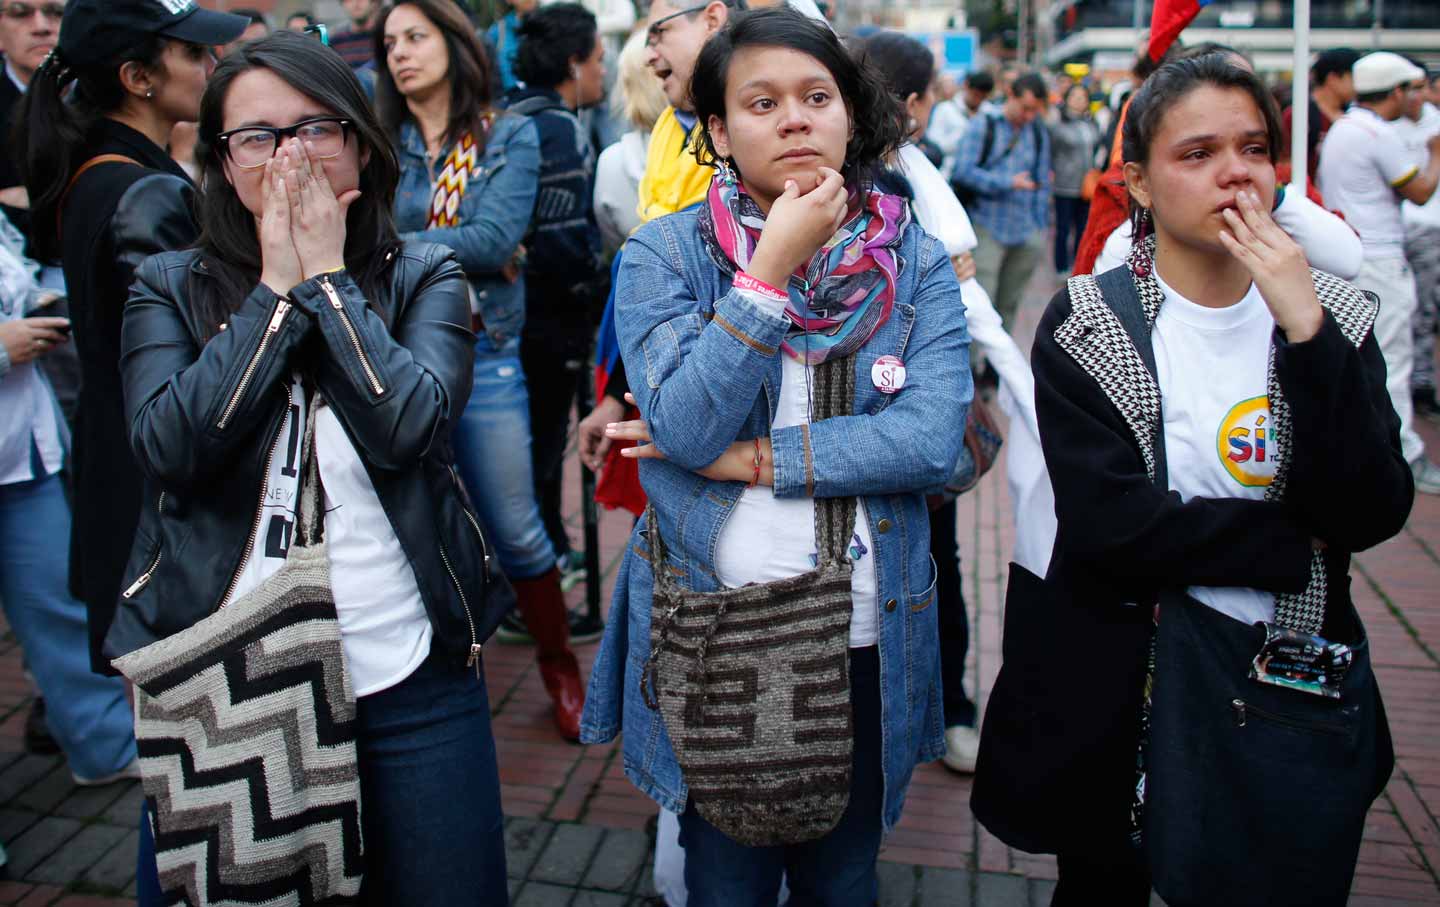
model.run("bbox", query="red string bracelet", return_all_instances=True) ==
[749,438,762,487]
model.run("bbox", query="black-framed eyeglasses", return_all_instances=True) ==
[303,23,329,46]
[646,4,707,47]
[217,117,353,170]
[1,2,64,21]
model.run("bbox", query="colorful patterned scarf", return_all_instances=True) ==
[425,115,494,229]
[698,171,911,365]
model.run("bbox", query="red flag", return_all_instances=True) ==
[1148,0,1213,63]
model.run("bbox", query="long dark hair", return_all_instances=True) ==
[15,37,168,260]
[372,0,495,155]
[689,7,907,187]
[192,31,400,336]
[1121,52,1282,235]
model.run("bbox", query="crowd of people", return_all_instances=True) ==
[0,0,1430,904]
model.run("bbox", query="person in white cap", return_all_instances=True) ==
[1388,63,1440,422]
[1318,51,1440,494]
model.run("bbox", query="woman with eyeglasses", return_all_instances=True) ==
[375,0,590,742]
[105,31,508,904]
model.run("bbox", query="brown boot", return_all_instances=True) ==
[511,568,585,741]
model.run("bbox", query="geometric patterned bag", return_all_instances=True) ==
[639,355,857,848]
[111,405,363,906]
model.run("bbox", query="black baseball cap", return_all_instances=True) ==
[58,0,250,66]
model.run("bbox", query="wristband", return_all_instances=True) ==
[734,271,788,303]
[748,437,762,488]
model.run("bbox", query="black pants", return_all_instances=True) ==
[520,329,590,561]
[929,499,975,728]
[1053,194,1090,273]
[1053,841,1151,906]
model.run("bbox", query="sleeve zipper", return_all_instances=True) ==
[121,493,167,599]
[217,297,291,431]
[320,276,385,397]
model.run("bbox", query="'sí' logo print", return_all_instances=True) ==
[1217,394,1276,488]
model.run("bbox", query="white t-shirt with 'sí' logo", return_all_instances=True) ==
[1152,271,1277,625]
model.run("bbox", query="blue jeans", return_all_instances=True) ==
[453,333,557,580]
[357,652,508,905]
[0,470,135,778]
[678,646,885,907]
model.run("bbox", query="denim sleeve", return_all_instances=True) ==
[770,238,971,499]
[616,224,790,471]
[402,118,540,275]
[951,117,1010,196]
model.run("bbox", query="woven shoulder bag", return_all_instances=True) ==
[112,402,364,906]
[639,354,858,847]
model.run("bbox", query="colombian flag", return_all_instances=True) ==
[1148,0,1214,63]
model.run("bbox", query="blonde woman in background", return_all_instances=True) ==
[593,27,668,255]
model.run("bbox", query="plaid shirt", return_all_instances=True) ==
[951,112,1051,246]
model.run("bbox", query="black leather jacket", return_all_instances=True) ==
[104,241,511,672]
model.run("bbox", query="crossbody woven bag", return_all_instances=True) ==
[112,401,364,906]
[639,354,858,847]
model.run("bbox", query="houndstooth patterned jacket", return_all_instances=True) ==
[1053,239,1379,634]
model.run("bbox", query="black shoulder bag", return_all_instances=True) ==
[1095,267,1394,906]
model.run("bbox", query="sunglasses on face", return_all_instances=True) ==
[217,117,352,170]
[1,2,63,21]
[645,4,706,48]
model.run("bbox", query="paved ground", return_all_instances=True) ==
[1,269,1438,905]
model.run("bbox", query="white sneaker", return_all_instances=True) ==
[73,756,142,787]
[1414,458,1440,496]
[942,724,980,774]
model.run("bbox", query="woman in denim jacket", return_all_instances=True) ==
[580,9,971,903]
[375,0,586,740]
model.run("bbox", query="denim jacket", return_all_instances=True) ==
[393,113,539,346]
[579,206,973,833]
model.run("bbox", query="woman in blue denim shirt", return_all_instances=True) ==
[580,9,971,904]
[375,0,586,741]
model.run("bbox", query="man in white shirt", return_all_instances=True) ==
[1391,68,1440,422]
[929,70,996,182]
[1318,52,1440,494]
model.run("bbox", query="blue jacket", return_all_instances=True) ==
[579,206,973,832]
[393,113,539,346]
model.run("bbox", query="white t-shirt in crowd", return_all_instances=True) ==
[1152,271,1277,625]
[1390,101,1440,234]
[224,379,433,696]
[1317,106,1420,258]
[713,354,879,648]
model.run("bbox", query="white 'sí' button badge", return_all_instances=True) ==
[871,355,906,395]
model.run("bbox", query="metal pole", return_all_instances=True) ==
[1017,0,1027,68]
[1132,0,1143,32]
[1291,0,1310,193]
[1371,0,1383,50]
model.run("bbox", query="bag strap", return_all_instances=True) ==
[1094,266,1169,490]
[57,154,142,240]
[809,354,858,567]
[291,396,326,549]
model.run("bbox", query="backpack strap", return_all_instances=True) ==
[977,113,998,168]
[57,154,142,240]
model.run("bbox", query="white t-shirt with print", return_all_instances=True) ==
[1317,106,1420,258]
[1152,271,1277,625]
[224,378,432,696]
[713,353,879,648]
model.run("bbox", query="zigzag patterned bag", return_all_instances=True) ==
[113,403,364,906]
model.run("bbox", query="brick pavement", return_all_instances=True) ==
[1,271,1438,905]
